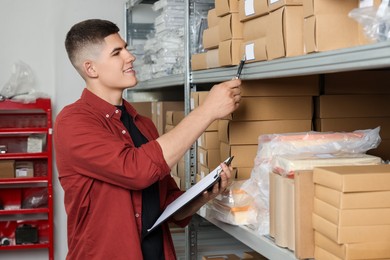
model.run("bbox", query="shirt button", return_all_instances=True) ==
[122,130,126,134]
[115,110,119,114]
[105,114,109,118]
[135,213,140,218]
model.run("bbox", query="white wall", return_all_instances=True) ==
[0,0,126,259]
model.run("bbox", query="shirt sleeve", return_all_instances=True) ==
[54,107,171,190]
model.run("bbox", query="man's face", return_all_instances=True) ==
[92,33,137,90]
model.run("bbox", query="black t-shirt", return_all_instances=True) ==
[116,105,164,260]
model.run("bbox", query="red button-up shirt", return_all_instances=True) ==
[54,89,190,260]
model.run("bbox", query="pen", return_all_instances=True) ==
[234,55,246,79]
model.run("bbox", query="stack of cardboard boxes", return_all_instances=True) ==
[313,165,390,259]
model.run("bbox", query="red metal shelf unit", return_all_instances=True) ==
[0,98,54,260]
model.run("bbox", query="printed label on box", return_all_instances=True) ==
[245,0,255,16]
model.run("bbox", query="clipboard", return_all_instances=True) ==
[147,156,234,234]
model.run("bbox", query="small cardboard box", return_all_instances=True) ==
[203,26,220,50]
[207,8,221,27]
[242,14,269,41]
[152,101,184,136]
[239,0,268,22]
[313,165,390,192]
[219,39,242,66]
[315,184,390,209]
[191,53,208,71]
[220,143,257,167]
[15,161,34,178]
[314,246,342,260]
[312,213,390,244]
[241,37,268,63]
[206,49,220,68]
[232,96,313,121]
[315,231,390,260]
[165,111,184,126]
[198,131,220,149]
[269,0,303,12]
[215,0,239,17]
[0,160,15,178]
[198,147,221,169]
[219,13,243,42]
[315,94,390,118]
[314,197,390,226]
[303,0,357,18]
[267,6,304,60]
[239,75,319,97]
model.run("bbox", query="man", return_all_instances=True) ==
[54,19,241,260]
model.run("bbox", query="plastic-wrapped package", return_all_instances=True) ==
[241,127,382,235]
[207,181,258,226]
[349,1,390,42]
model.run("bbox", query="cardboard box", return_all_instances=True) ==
[203,26,220,50]
[198,147,221,169]
[314,246,343,260]
[269,0,303,12]
[242,14,269,41]
[219,39,242,66]
[198,163,210,178]
[131,102,153,119]
[239,75,319,97]
[312,213,390,243]
[234,167,253,180]
[315,94,390,118]
[191,52,208,71]
[220,142,257,167]
[232,96,313,120]
[198,131,220,149]
[294,170,315,259]
[314,197,390,226]
[219,13,243,42]
[315,184,390,209]
[191,91,219,131]
[202,254,240,260]
[207,8,221,27]
[215,0,239,17]
[315,117,390,139]
[218,119,312,145]
[303,0,357,18]
[323,69,390,95]
[313,165,390,192]
[15,161,34,178]
[166,110,184,126]
[315,231,390,260]
[239,0,268,22]
[304,9,362,53]
[241,37,268,63]
[206,49,220,68]
[267,6,304,60]
[152,101,184,135]
[0,160,15,178]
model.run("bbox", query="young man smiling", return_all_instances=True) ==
[54,19,241,260]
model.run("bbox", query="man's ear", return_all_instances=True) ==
[83,61,98,78]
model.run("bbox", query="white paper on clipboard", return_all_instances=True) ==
[147,157,233,234]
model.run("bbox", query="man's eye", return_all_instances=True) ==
[113,52,119,56]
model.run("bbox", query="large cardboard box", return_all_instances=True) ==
[0,160,15,178]
[269,0,303,12]
[239,75,319,97]
[242,14,268,41]
[312,213,390,244]
[203,26,220,50]
[315,94,390,118]
[313,165,390,192]
[215,0,239,17]
[314,197,390,226]
[315,117,390,139]
[241,37,268,63]
[315,231,390,260]
[323,70,390,95]
[219,13,243,42]
[294,170,315,259]
[267,6,304,60]
[315,184,390,209]
[207,8,221,27]
[232,96,313,121]
[218,119,312,145]
[219,39,242,66]
[238,0,268,22]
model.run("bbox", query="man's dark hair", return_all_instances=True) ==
[65,19,120,71]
